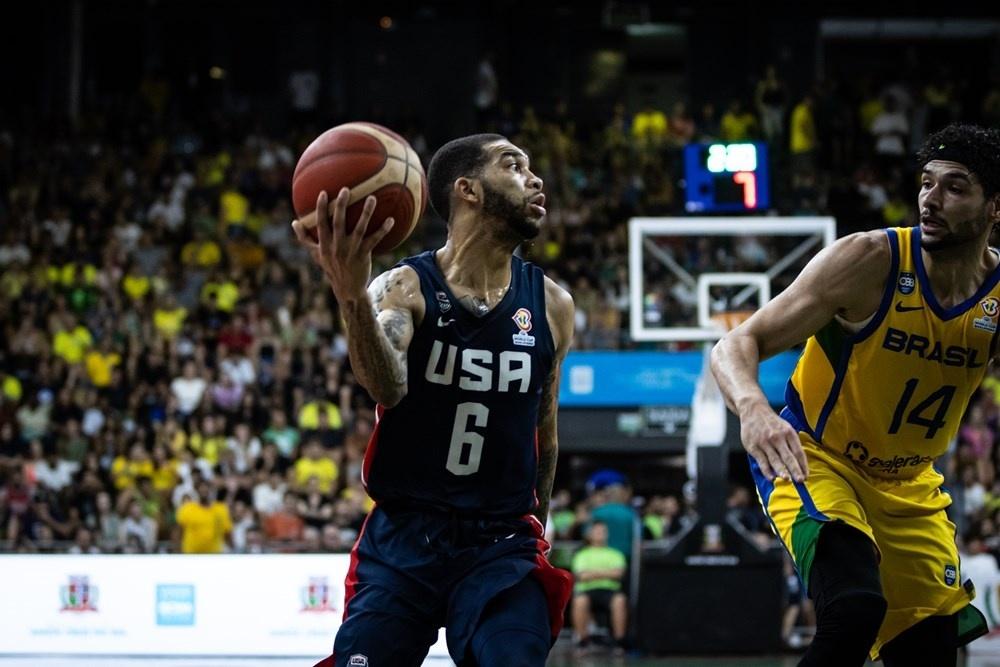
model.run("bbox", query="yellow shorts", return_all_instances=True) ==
[751,433,980,659]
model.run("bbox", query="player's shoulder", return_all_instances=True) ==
[543,275,574,316]
[832,230,892,265]
[368,264,423,310]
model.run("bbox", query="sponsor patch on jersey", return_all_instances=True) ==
[349,655,369,667]
[436,291,452,313]
[897,272,916,295]
[974,316,997,334]
[512,308,536,346]
[945,564,957,586]
[980,297,999,318]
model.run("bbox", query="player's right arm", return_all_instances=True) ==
[340,266,423,408]
[710,231,890,482]
[292,189,424,408]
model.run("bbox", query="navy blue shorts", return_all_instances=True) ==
[314,504,572,667]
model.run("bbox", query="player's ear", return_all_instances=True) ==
[454,177,481,206]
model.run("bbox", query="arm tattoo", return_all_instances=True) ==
[534,360,561,527]
[341,272,411,406]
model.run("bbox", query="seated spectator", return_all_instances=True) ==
[230,499,256,553]
[153,293,188,339]
[293,438,338,494]
[170,360,207,418]
[34,445,79,493]
[189,414,226,466]
[93,490,122,552]
[51,314,93,366]
[298,477,334,529]
[68,526,101,554]
[84,337,121,389]
[111,442,154,491]
[263,408,299,459]
[209,370,244,413]
[571,521,628,655]
[253,469,287,515]
[263,491,304,542]
[120,499,158,552]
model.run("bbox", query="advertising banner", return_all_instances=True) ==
[0,555,450,661]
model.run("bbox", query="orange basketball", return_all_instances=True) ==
[292,122,427,254]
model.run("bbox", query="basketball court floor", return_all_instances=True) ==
[2,653,995,666]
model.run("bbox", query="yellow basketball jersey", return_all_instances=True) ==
[784,226,1000,480]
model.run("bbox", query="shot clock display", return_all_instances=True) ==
[684,142,771,213]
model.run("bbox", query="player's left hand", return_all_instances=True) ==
[291,188,396,304]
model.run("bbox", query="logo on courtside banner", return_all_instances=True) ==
[945,564,958,586]
[300,577,337,613]
[156,584,195,626]
[898,272,916,295]
[60,575,98,612]
[512,308,535,347]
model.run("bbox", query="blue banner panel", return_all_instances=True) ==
[560,350,800,407]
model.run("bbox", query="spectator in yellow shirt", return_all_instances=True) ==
[111,442,155,491]
[789,93,818,187]
[720,98,759,142]
[219,174,250,236]
[52,315,93,365]
[631,102,669,149]
[200,271,241,313]
[189,414,226,466]
[298,398,343,431]
[153,293,188,339]
[294,439,338,494]
[1,372,22,403]
[84,338,122,388]
[176,480,232,554]
[121,262,151,303]
[180,229,222,268]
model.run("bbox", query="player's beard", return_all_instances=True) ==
[482,182,541,241]
[921,212,991,253]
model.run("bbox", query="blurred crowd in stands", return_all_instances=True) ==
[1,58,999,562]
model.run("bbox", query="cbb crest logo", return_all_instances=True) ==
[981,297,999,318]
[897,272,916,295]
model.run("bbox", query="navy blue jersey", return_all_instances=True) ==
[362,250,555,517]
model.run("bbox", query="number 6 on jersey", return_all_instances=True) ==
[447,402,489,475]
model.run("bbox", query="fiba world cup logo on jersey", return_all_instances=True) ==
[60,575,98,612]
[511,308,535,347]
[975,297,1000,333]
[300,577,336,613]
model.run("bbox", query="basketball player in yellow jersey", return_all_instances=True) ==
[712,123,1000,666]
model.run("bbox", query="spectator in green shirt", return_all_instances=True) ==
[571,520,628,655]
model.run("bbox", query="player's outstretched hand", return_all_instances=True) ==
[291,188,396,303]
[739,403,808,483]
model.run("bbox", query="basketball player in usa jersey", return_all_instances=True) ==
[712,124,1000,666]
[293,134,575,667]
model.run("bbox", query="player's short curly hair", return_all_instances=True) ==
[427,134,505,222]
[917,123,1000,199]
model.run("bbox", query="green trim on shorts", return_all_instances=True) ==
[790,506,824,590]
[957,603,989,647]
